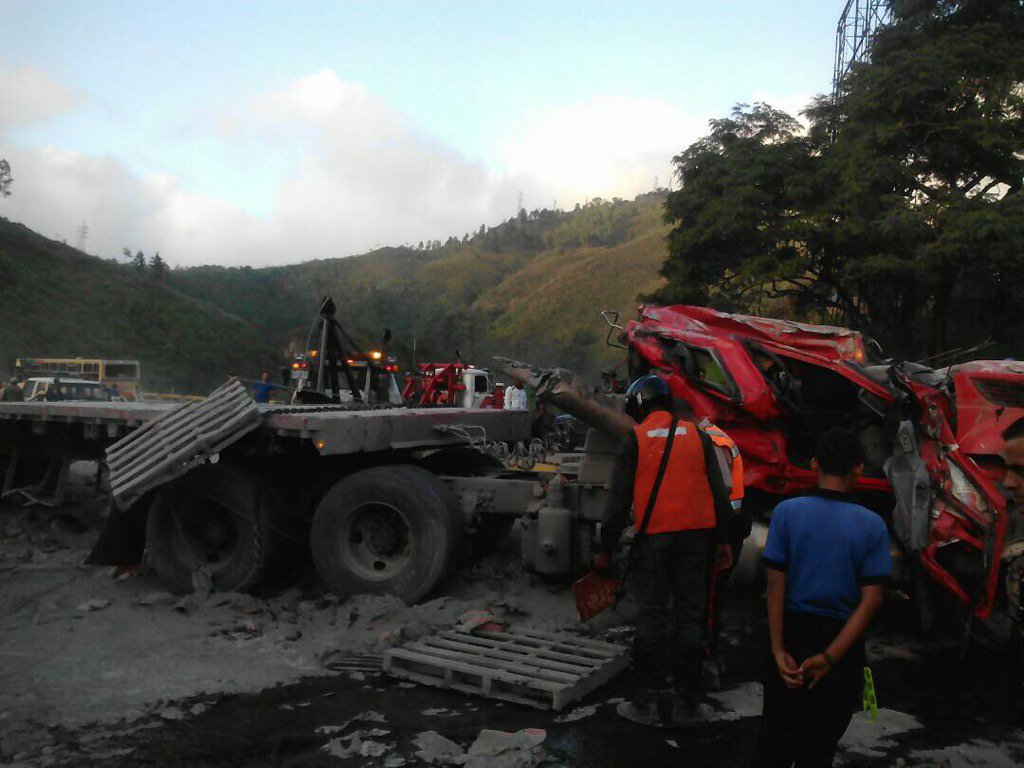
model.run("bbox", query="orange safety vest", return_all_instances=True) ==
[632,411,717,534]
[699,418,745,511]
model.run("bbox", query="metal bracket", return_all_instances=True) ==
[600,310,627,350]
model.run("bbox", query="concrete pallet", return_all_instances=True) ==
[382,625,629,711]
[106,378,262,509]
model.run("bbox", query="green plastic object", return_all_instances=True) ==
[862,666,878,722]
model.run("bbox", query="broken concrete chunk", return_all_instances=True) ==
[412,730,465,765]
[554,704,597,723]
[464,728,546,768]
[76,599,110,612]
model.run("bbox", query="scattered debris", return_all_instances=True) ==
[554,704,598,723]
[464,728,546,768]
[412,730,465,765]
[839,708,923,758]
[421,707,460,717]
[76,599,110,612]
[456,609,507,633]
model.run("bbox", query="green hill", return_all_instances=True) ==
[0,192,670,393]
[0,219,281,394]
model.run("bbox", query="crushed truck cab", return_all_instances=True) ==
[621,304,1021,641]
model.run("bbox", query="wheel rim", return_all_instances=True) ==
[175,496,239,570]
[341,502,413,581]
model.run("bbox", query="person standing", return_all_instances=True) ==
[253,372,274,404]
[698,416,747,689]
[755,428,891,768]
[503,380,528,411]
[1,376,24,402]
[597,374,733,724]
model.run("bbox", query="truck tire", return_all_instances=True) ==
[145,463,292,595]
[311,465,460,604]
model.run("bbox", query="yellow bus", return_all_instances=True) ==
[14,357,143,400]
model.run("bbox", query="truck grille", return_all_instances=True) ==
[974,378,1024,408]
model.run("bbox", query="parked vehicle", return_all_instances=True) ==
[15,357,142,400]
[24,376,110,402]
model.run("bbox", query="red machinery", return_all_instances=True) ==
[625,304,1021,632]
[402,363,503,409]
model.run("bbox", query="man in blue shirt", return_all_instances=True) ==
[755,428,891,767]
[253,372,274,404]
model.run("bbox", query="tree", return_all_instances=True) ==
[0,159,11,199]
[131,250,146,271]
[657,0,1024,355]
[150,251,168,280]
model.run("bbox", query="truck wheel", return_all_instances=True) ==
[311,465,460,604]
[145,464,292,595]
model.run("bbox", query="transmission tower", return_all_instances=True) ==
[75,222,89,253]
[833,0,891,100]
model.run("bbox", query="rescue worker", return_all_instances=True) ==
[755,428,890,767]
[698,415,749,689]
[596,374,733,724]
[503,380,528,411]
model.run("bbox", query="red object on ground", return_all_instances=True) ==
[572,571,621,621]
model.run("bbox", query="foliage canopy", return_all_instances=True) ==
[657,0,1024,356]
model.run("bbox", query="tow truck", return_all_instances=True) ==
[401,362,503,409]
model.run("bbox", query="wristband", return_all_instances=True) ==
[822,651,836,668]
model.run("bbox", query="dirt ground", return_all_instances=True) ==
[2,466,1024,767]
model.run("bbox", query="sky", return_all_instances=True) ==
[0,1,840,267]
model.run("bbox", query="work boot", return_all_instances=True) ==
[615,688,659,725]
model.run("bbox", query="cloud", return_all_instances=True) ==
[0,64,79,130]
[502,96,711,201]
[1,69,723,267]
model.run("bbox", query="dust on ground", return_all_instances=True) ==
[2,465,1024,767]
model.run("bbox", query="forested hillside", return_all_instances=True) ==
[0,220,283,394]
[170,192,669,380]
[0,193,668,392]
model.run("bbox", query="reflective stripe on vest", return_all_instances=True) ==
[700,420,745,506]
[632,411,716,534]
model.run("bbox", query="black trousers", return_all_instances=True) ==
[632,529,713,692]
[708,509,753,652]
[754,611,865,768]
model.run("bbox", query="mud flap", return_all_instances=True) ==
[885,419,933,552]
[85,496,151,566]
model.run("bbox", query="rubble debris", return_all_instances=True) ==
[413,731,465,765]
[464,728,546,768]
[456,609,507,633]
[321,729,397,759]
[76,599,110,612]
[554,704,598,723]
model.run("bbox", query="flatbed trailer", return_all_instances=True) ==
[0,380,612,602]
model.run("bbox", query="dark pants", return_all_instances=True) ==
[754,611,865,768]
[632,529,713,692]
[708,510,752,652]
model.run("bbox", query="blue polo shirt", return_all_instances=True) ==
[762,489,892,621]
